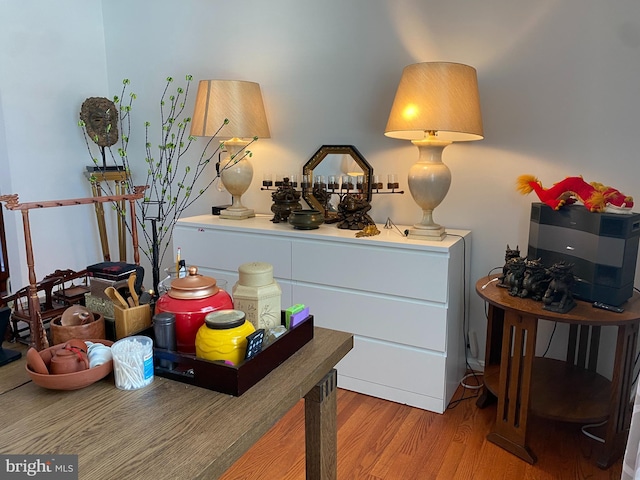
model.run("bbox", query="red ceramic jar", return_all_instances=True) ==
[155,266,233,353]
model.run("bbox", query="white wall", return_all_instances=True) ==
[0,0,108,290]
[2,0,640,375]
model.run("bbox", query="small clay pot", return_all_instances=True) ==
[50,312,105,345]
[49,346,89,374]
[60,305,92,326]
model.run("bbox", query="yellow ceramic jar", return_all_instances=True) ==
[195,310,255,365]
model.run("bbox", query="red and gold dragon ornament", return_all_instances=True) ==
[517,174,634,214]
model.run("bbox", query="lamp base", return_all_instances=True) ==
[219,140,255,220]
[219,207,255,220]
[407,225,446,241]
[405,137,451,242]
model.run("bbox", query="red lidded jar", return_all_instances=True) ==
[155,266,233,353]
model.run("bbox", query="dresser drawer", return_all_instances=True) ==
[173,225,292,278]
[293,284,447,352]
[337,335,447,400]
[292,241,449,302]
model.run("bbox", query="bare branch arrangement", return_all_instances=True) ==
[79,75,259,293]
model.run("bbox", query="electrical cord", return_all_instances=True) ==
[460,373,483,390]
[446,233,488,409]
[383,217,409,238]
[581,421,606,444]
[481,267,502,338]
[450,266,507,409]
[542,322,557,358]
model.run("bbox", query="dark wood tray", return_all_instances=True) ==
[141,314,314,396]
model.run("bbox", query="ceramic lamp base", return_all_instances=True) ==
[406,138,451,242]
[219,207,255,220]
[407,225,446,241]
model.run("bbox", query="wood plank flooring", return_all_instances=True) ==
[220,384,624,480]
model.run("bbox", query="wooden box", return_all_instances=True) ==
[113,304,152,339]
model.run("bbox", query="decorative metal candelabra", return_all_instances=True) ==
[262,174,403,229]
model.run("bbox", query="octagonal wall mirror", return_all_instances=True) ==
[302,145,373,220]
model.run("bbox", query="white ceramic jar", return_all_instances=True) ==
[232,262,282,330]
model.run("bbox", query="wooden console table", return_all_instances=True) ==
[476,275,640,469]
[0,327,352,479]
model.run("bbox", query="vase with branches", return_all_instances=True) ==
[79,75,259,294]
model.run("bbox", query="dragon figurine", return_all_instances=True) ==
[517,174,633,213]
[542,262,576,313]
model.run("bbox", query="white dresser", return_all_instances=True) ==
[173,214,470,413]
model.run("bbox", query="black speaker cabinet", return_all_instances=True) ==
[527,202,640,306]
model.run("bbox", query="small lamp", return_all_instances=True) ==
[191,79,270,219]
[385,62,483,240]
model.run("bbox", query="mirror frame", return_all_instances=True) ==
[302,145,373,219]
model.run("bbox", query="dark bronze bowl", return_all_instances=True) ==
[288,209,325,230]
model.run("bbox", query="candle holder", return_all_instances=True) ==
[262,171,403,226]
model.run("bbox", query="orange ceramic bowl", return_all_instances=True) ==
[25,339,114,390]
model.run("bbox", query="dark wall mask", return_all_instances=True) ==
[80,97,119,147]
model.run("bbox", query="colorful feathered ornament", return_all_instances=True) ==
[517,174,633,213]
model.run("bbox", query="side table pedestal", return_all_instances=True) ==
[476,275,640,469]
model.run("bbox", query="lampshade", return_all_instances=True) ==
[190,80,271,139]
[384,62,483,142]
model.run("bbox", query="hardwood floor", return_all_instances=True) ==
[220,384,624,480]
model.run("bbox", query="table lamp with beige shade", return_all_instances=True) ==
[385,62,483,240]
[191,79,270,219]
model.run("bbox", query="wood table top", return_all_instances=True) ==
[476,275,640,326]
[0,327,353,480]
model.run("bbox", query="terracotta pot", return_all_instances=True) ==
[49,345,89,374]
[50,312,105,345]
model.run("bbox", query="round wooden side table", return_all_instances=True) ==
[475,275,640,469]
